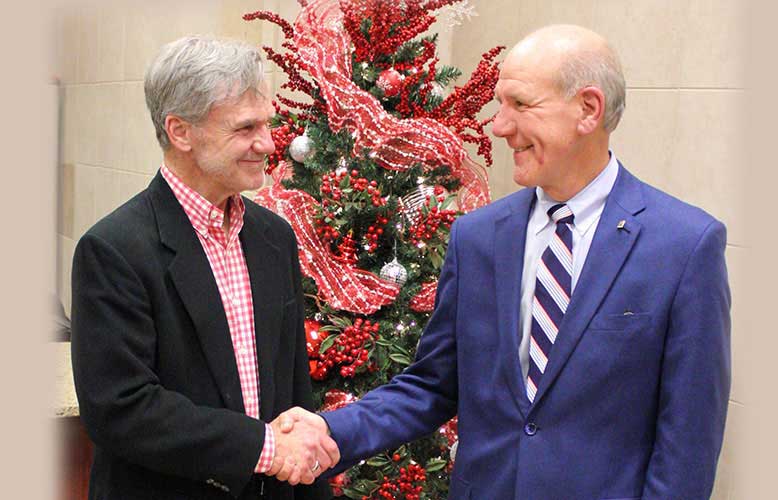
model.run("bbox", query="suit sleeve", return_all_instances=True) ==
[71,232,265,496]
[321,220,462,474]
[642,220,731,499]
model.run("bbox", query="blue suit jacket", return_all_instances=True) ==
[323,165,731,499]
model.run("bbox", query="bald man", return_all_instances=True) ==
[281,25,730,499]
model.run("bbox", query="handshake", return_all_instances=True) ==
[266,407,341,485]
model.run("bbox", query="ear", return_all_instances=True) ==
[164,115,195,152]
[576,86,606,135]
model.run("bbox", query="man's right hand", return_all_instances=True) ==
[267,410,340,485]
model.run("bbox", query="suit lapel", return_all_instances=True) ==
[529,164,646,409]
[494,189,535,418]
[239,206,283,422]
[149,173,245,413]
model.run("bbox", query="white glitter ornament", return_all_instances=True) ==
[440,0,479,29]
[289,134,315,163]
[380,257,408,286]
[399,184,436,225]
[430,81,445,99]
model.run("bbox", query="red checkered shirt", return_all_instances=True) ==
[161,166,275,474]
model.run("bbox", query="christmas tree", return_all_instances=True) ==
[245,0,503,497]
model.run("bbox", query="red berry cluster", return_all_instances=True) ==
[244,12,320,108]
[341,0,455,64]
[396,41,438,118]
[314,216,340,244]
[243,10,294,40]
[367,464,427,500]
[363,215,389,253]
[319,170,346,201]
[429,46,506,166]
[320,170,386,207]
[409,195,457,245]
[311,318,380,380]
[351,171,385,207]
[267,113,305,174]
[329,473,350,497]
[261,45,315,98]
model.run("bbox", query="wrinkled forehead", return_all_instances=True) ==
[496,52,557,95]
[217,79,271,104]
[207,87,275,124]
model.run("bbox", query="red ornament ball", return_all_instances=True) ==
[377,68,405,97]
[304,319,328,357]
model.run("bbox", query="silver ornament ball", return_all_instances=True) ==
[289,134,315,163]
[380,257,408,286]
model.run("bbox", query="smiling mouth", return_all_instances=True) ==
[514,145,533,153]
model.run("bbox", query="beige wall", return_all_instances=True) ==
[56,1,747,498]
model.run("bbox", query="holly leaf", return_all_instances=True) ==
[440,194,457,210]
[345,479,379,498]
[375,337,394,348]
[329,316,352,330]
[342,491,363,500]
[429,249,444,269]
[319,334,338,355]
[389,353,412,366]
[426,458,448,472]
[390,344,411,357]
[366,455,391,467]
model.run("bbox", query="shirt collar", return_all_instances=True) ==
[533,151,619,236]
[160,165,246,240]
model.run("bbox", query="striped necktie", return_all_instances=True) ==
[526,203,574,403]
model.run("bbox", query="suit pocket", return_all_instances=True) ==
[448,476,472,500]
[589,312,652,332]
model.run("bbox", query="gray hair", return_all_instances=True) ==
[144,35,266,149]
[555,44,626,132]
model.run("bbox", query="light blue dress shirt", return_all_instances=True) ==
[518,152,620,380]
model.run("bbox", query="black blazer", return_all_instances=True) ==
[71,172,331,500]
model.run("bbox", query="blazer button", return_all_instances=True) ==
[524,422,538,436]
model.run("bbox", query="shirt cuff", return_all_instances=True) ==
[255,423,275,474]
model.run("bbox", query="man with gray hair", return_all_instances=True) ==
[71,36,337,499]
[281,24,730,499]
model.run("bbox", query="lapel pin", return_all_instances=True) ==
[617,220,627,231]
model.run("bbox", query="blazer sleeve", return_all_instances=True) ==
[71,231,265,495]
[321,220,462,473]
[642,220,731,499]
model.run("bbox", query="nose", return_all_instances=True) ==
[491,105,515,138]
[252,126,275,155]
